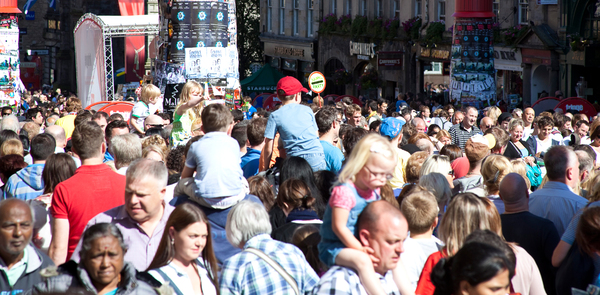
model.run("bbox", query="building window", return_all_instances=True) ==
[307,0,313,36]
[392,0,400,18]
[360,0,367,16]
[345,0,351,15]
[519,0,528,24]
[415,0,422,17]
[438,0,445,21]
[267,0,273,32]
[331,0,337,15]
[424,62,443,75]
[493,0,499,23]
[375,0,383,18]
[48,19,61,30]
[293,0,299,35]
[279,0,285,34]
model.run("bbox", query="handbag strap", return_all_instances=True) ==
[155,269,185,295]
[245,247,300,295]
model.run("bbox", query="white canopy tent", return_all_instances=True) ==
[74,13,159,107]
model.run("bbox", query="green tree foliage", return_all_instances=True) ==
[236,0,263,79]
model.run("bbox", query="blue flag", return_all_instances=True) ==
[23,0,38,14]
[49,0,57,9]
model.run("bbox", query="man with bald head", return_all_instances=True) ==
[522,107,535,141]
[411,117,426,133]
[0,199,54,291]
[144,114,164,131]
[480,116,494,133]
[44,125,67,152]
[500,173,559,295]
[312,201,408,295]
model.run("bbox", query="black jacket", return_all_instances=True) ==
[504,139,535,160]
[0,245,54,294]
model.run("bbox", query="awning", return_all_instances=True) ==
[241,64,285,92]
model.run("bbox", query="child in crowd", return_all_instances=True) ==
[399,188,444,291]
[130,84,161,135]
[242,96,257,120]
[263,76,326,171]
[171,81,205,147]
[176,104,246,209]
[319,133,412,295]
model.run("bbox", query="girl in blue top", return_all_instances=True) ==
[319,133,413,295]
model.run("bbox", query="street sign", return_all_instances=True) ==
[308,71,326,94]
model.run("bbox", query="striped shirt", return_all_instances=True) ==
[219,234,319,295]
[449,123,481,151]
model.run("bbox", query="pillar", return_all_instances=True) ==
[449,0,496,107]
[522,63,532,105]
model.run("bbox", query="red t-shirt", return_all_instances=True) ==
[415,250,446,295]
[51,164,126,260]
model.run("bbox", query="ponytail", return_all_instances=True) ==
[431,257,455,295]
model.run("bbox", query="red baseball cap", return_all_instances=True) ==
[277,76,308,96]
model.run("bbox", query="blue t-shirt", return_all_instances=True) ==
[185,132,244,198]
[241,148,261,178]
[320,140,344,173]
[244,106,257,120]
[264,103,324,157]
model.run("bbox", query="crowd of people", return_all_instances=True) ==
[0,76,599,295]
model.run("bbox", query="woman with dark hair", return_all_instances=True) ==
[271,179,322,243]
[147,203,218,295]
[31,153,76,250]
[430,242,515,295]
[279,156,325,218]
[0,154,27,192]
[0,129,18,147]
[292,225,327,277]
[31,223,159,294]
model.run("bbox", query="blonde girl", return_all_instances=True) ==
[319,134,412,295]
[130,84,161,134]
[481,155,513,213]
[170,81,206,147]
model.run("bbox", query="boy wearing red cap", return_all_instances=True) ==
[263,76,326,171]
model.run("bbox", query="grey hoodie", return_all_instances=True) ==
[452,175,485,197]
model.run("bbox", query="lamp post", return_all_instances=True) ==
[449,0,496,109]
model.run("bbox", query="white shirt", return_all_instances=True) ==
[401,236,444,291]
[148,260,217,295]
[535,136,553,155]
[523,125,533,141]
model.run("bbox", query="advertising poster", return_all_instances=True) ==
[0,15,22,106]
[157,0,239,104]
[449,18,496,108]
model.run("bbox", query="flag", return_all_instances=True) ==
[49,0,57,9]
[23,0,38,14]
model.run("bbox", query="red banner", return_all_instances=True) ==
[118,0,145,83]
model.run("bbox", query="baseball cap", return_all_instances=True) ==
[498,112,512,123]
[379,117,406,140]
[277,76,308,96]
[465,134,494,162]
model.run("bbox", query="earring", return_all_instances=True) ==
[170,238,174,245]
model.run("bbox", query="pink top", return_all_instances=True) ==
[329,182,380,210]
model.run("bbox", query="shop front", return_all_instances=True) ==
[262,38,316,86]
[564,47,600,100]
[521,48,555,105]
[417,45,451,102]
[494,47,523,102]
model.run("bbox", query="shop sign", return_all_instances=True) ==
[264,42,313,60]
[522,49,551,65]
[378,51,403,70]
[537,0,557,4]
[566,51,585,66]
[554,97,597,118]
[25,11,35,21]
[566,48,600,67]
[349,41,376,58]
[420,48,450,60]
[247,86,276,91]
[494,47,522,71]
[357,55,370,60]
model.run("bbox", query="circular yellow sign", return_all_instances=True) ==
[308,71,326,93]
